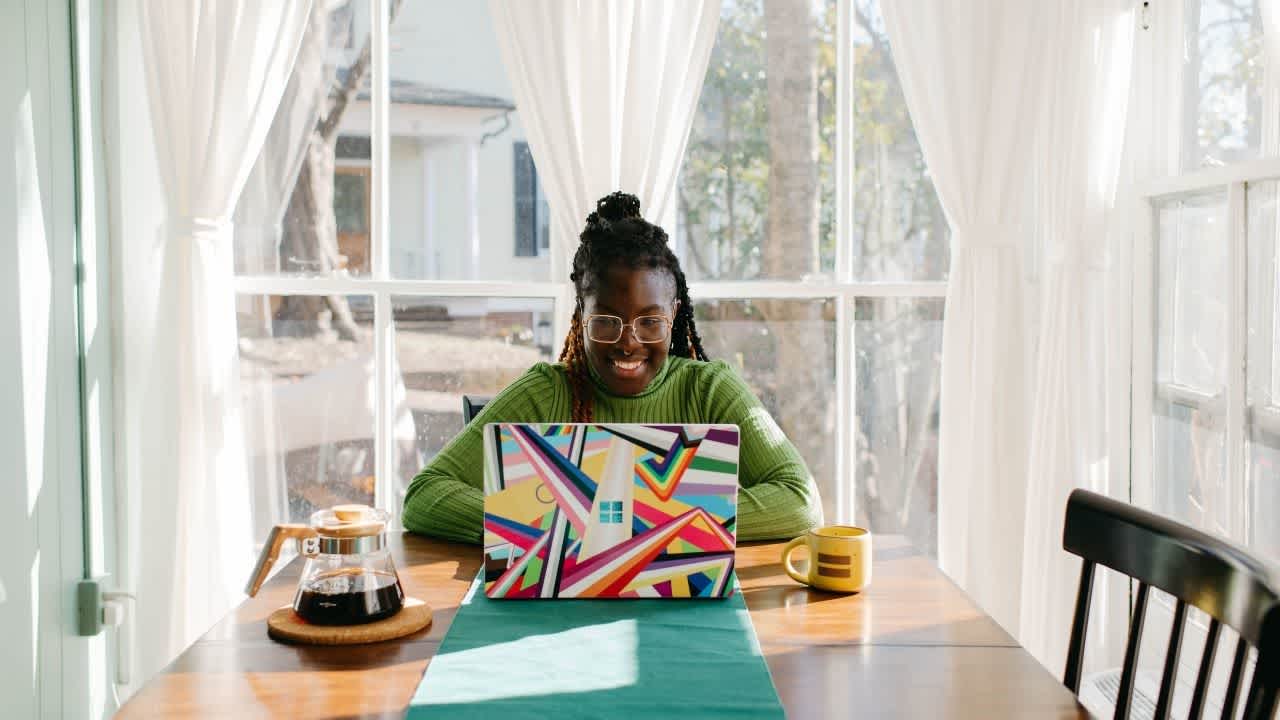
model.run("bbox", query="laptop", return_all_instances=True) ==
[481,423,740,599]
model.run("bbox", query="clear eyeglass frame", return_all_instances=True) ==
[585,314,672,343]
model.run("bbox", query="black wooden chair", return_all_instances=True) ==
[462,395,491,424]
[1063,489,1280,720]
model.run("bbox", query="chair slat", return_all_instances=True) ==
[1188,618,1222,720]
[1241,674,1277,720]
[1155,599,1188,720]
[1116,583,1151,720]
[1221,637,1249,720]
[1064,559,1096,694]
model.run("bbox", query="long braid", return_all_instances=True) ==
[557,309,594,422]
[670,270,708,361]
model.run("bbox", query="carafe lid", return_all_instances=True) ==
[309,504,387,538]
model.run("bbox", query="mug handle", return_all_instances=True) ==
[782,536,809,585]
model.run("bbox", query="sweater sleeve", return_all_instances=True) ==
[699,360,824,540]
[401,363,563,544]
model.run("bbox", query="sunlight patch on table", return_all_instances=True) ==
[413,619,638,705]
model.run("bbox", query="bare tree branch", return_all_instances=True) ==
[319,0,406,142]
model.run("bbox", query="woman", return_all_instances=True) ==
[403,191,823,543]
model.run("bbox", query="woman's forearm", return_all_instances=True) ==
[402,470,484,544]
[736,467,823,540]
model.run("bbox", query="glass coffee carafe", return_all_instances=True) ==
[246,504,405,625]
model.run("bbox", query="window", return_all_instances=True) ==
[1135,0,1280,565]
[1130,2,1279,693]
[237,293,376,540]
[678,0,946,554]
[1180,0,1268,169]
[392,296,556,494]
[1135,172,1278,709]
[1244,181,1279,561]
[234,0,560,539]
[233,0,950,557]
[513,141,551,257]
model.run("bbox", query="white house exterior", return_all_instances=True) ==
[338,0,552,288]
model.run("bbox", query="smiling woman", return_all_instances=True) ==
[401,192,824,544]
[555,192,709,418]
[580,267,676,397]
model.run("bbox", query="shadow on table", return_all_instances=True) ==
[739,584,849,605]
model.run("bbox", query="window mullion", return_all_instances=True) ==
[836,292,854,524]
[374,291,396,522]
[834,0,855,525]
[371,0,393,520]
[687,281,947,299]
[370,0,390,281]
[1130,197,1157,511]
[1226,182,1248,540]
[835,0,853,285]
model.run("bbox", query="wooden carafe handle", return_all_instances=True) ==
[245,523,316,597]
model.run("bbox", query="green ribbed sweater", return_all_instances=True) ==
[402,356,824,544]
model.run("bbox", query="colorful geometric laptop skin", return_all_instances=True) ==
[481,423,740,599]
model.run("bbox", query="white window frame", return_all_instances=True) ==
[1130,155,1280,714]
[1118,5,1280,699]
[232,0,949,528]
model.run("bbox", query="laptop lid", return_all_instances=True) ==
[481,423,740,599]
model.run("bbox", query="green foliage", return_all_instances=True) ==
[680,0,776,279]
[679,0,947,283]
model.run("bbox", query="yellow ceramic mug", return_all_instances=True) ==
[782,525,873,593]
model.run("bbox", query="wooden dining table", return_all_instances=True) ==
[117,532,1088,718]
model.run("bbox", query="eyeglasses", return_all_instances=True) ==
[585,314,672,343]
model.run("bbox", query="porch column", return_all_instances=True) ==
[463,139,480,279]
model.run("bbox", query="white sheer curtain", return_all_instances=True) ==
[233,2,327,275]
[123,0,311,684]
[881,0,1052,636]
[1019,2,1136,673]
[487,0,719,280]
[232,3,327,541]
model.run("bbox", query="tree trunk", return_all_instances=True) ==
[763,0,819,278]
[276,134,360,341]
[275,0,406,341]
[762,0,833,498]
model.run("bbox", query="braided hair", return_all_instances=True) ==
[557,191,708,422]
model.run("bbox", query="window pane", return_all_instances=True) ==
[855,297,943,558]
[1246,181,1279,563]
[1152,403,1229,535]
[236,294,375,545]
[1182,0,1268,169]
[386,3,550,281]
[692,299,838,521]
[1155,191,1229,391]
[1249,419,1280,564]
[1152,190,1230,536]
[678,0,837,281]
[233,0,374,277]
[678,0,948,282]
[392,296,556,502]
[850,1,950,281]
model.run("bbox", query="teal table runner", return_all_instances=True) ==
[407,578,785,719]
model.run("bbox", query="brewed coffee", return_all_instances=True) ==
[293,568,404,625]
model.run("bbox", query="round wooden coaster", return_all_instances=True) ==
[266,597,433,646]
